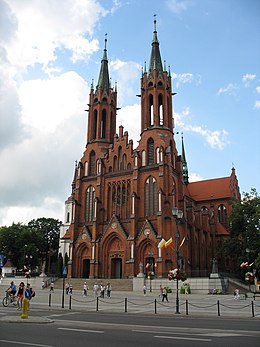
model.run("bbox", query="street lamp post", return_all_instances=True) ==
[172,207,183,314]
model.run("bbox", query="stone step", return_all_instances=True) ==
[53,278,133,291]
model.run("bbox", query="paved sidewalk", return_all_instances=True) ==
[1,289,259,323]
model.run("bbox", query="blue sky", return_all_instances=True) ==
[0,0,259,226]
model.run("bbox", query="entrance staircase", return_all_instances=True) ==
[53,278,133,291]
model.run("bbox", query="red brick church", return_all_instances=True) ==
[60,19,240,279]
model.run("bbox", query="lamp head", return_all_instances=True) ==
[172,207,183,219]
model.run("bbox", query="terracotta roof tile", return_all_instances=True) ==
[187,176,232,201]
[61,224,73,240]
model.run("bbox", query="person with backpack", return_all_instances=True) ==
[24,283,35,310]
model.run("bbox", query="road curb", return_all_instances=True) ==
[0,315,54,324]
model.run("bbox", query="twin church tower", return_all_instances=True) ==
[60,18,240,279]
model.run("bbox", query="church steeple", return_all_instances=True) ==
[182,135,189,185]
[87,34,117,144]
[148,15,163,76]
[140,15,174,133]
[97,34,109,91]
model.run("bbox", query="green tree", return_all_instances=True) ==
[219,189,260,275]
[28,217,62,273]
[0,223,41,269]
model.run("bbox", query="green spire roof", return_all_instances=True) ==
[97,34,110,91]
[148,15,163,75]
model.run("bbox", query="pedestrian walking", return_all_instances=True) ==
[68,283,73,295]
[162,287,168,302]
[83,282,89,296]
[143,284,147,295]
[65,282,69,295]
[49,282,54,292]
[17,282,25,310]
[106,283,112,298]
[100,283,105,298]
[234,288,240,300]
[93,282,99,297]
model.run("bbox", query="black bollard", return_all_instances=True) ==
[251,301,255,317]
[125,298,127,313]
[96,297,99,311]
[69,295,72,310]
[49,293,51,307]
[155,299,157,314]
[217,300,220,316]
[185,299,188,315]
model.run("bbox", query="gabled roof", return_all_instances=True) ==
[61,224,73,240]
[187,176,233,202]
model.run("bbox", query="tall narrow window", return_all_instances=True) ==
[141,150,146,166]
[147,138,154,165]
[149,94,154,126]
[156,147,160,164]
[158,94,163,125]
[101,109,106,139]
[145,176,157,216]
[118,147,122,170]
[85,186,95,222]
[113,156,118,172]
[89,151,95,176]
[122,154,127,170]
[218,204,227,223]
[93,110,97,140]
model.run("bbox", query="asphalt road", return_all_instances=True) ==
[0,308,260,347]
[1,289,260,346]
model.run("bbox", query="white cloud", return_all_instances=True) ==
[110,59,141,105]
[217,83,238,96]
[19,71,89,133]
[256,86,260,93]
[172,72,201,89]
[189,172,204,182]
[166,0,193,14]
[4,0,106,71]
[254,101,260,109]
[117,104,141,147]
[242,73,256,86]
[0,197,64,227]
[175,109,229,150]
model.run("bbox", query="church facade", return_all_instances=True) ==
[59,20,240,279]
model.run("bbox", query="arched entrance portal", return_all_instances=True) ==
[111,258,122,278]
[82,259,90,278]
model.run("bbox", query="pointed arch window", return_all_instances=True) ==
[85,186,95,222]
[145,176,157,216]
[149,94,154,126]
[113,156,118,172]
[158,94,163,125]
[141,150,146,166]
[101,109,106,139]
[93,110,97,140]
[89,151,95,176]
[147,138,154,165]
[218,204,227,223]
[122,154,126,170]
[118,146,122,170]
[156,147,160,164]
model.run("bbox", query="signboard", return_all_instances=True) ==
[62,265,68,278]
